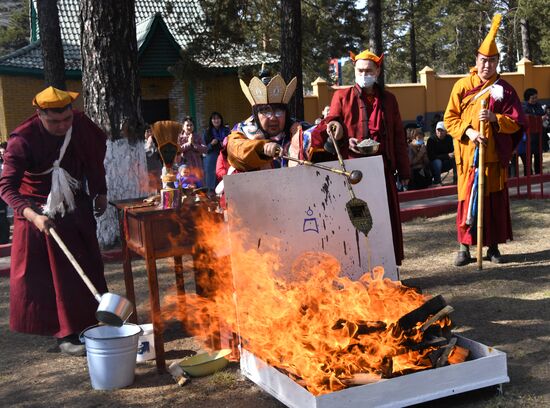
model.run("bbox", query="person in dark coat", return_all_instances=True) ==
[203,112,230,193]
[520,88,545,174]
[0,87,108,356]
[427,121,456,185]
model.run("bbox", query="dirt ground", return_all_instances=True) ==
[0,198,549,408]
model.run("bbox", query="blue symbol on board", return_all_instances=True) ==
[138,341,150,355]
[303,207,319,233]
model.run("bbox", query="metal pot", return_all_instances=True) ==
[96,293,134,327]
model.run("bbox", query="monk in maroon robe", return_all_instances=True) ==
[309,50,410,266]
[0,87,108,355]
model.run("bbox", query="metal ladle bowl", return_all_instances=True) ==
[348,170,363,185]
[95,293,134,326]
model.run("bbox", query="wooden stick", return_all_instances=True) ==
[435,337,457,368]
[342,373,381,386]
[49,227,102,302]
[477,99,487,270]
[419,305,454,332]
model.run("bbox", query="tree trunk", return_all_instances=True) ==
[501,12,518,72]
[37,0,66,89]
[367,0,384,87]
[80,0,147,246]
[408,0,417,83]
[280,0,304,121]
[519,18,530,60]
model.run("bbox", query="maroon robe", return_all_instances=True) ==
[310,85,410,265]
[0,111,108,338]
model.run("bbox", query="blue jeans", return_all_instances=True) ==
[431,158,455,184]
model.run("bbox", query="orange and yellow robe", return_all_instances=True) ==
[444,70,524,246]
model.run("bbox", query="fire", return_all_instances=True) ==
[163,209,454,395]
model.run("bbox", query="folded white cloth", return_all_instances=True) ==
[27,127,80,218]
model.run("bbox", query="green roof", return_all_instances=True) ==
[0,0,277,77]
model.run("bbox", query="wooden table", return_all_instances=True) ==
[112,198,214,372]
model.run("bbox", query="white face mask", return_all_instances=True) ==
[355,74,377,88]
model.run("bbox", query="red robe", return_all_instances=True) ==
[310,85,410,265]
[0,111,108,338]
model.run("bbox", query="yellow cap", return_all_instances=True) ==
[349,49,384,66]
[32,86,79,109]
[477,14,501,56]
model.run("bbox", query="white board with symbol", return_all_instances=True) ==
[223,156,397,281]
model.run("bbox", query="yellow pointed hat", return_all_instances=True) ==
[349,49,384,66]
[32,86,79,109]
[478,14,502,56]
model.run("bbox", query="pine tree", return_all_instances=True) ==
[80,0,147,246]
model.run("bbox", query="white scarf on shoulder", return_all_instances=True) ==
[27,127,80,218]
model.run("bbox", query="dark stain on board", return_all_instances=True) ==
[355,229,361,267]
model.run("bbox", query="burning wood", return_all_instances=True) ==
[397,295,447,332]
[331,319,387,334]
[448,345,470,364]
[435,337,457,367]
[420,305,455,332]
[407,335,449,351]
[341,372,381,386]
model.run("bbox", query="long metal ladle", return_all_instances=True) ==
[327,126,373,236]
[280,154,363,184]
[49,227,134,326]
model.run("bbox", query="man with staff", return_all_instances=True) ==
[444,14,524,267]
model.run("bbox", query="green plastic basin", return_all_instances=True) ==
[179,349,231,377]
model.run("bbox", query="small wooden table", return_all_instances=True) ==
[112,198,210,372]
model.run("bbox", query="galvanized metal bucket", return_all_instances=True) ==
[81,324,143,390]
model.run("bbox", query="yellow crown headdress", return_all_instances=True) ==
[240,74,297,106]
[478,14,502,56]
[349,49,384,66]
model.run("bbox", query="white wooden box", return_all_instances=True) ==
[240,335,508,408]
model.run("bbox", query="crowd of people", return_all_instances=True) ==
[0,12,548,359]
[402,121,457,190]
[144,113,229,194]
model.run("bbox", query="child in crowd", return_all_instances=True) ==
[408,128,432,190]
[176,164,202,189]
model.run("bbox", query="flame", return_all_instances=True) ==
[162,209,453,395]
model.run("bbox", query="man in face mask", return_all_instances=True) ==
[308,49,410,266]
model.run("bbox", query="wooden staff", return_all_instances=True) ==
[477,99,487,270]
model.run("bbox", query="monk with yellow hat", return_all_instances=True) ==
[32,86,79,110]
[308,49,410,266]
[444,15,525,266]
[0,86,110,355]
